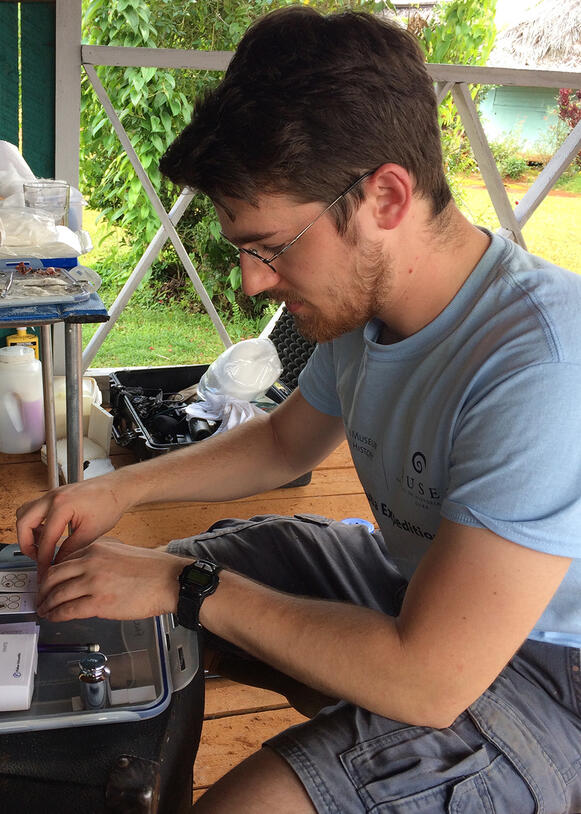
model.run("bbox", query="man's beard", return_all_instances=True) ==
[273,238,391,343]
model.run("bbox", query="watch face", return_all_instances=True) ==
[183,568,215,589]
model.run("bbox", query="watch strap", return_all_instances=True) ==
[177,559,221,630]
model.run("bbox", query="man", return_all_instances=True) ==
[16,7,581,813]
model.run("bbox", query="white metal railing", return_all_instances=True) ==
[79,46,581,369]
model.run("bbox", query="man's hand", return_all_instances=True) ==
[35,538,188,622]
[16,474,130,577]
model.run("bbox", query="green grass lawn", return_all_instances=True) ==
[456,179,581,274]
[81,210,264,367]
[82,176,581,369]
[83,303,258,368]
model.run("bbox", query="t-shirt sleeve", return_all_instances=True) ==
[297,342,342,417]
[441,362,581,557]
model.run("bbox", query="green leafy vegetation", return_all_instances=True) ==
[414,0,497,179]
[489,133,529,180]
[80,0,390,320]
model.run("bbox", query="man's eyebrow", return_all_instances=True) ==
[222,229,280,246]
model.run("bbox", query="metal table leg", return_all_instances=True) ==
[64,323,84,484]
[40,325,59,491]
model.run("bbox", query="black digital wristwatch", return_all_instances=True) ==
[177,559,222,630]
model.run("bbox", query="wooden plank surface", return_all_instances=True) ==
[0,442,372,547]
[0,461,50,542]
[193,706,308,800]
[204,677,289,719]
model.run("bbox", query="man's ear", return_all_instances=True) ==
[367,164,413,230]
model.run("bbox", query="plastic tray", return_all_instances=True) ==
[0,545,199,733]
[0,260,95,308]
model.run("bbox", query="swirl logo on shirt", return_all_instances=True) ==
[412,451,426,473]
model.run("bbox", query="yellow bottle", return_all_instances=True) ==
[6,327,39,359]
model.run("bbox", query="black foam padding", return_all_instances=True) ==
[268,308,316,390]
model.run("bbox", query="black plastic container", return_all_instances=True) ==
[110,364,209,457]
[109,364,312,487]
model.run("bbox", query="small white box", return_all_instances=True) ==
[0,631,38,711]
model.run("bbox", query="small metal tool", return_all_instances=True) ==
[39,642,100,654]
[1,272,14,299]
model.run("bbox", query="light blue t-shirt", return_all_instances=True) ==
[298,232,581,647]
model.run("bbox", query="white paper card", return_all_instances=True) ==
[0,622,40,676]
[0,622,39,635]
[0,593,36,614]
[0,570,38,592]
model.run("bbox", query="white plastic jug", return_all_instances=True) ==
[0,345,44,453]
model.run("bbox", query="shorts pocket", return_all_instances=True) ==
[340,724,496,813]
[448,755,536,814]
[468,687,568,812]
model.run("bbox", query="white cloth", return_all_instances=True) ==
[185,392,262,433]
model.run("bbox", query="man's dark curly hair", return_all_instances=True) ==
[160,6,451,231]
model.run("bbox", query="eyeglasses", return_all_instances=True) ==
[220,169,374,273]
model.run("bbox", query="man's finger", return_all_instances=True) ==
[52,533,93,565]
[38,594,95,623]
[16,500,50,560]
[35,507,79,574]
[37,560,86,606]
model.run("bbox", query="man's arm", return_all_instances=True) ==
[196,519,571,726]
[35,518,571,728]
[16,390,345,573]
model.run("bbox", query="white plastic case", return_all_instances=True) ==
[0,544,199,733]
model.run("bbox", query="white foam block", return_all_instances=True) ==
[71,684,157,711]
[0,630,39,710]
[0,623,40,674]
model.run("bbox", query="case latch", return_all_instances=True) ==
[106,754,161,813]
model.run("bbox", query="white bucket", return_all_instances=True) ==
[0,345,44,453]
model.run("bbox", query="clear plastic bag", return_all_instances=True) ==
[0,207,58,247]
[198,338,282,402]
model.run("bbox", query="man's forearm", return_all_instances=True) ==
[16,390,345,565]
[111,411,305,508]
[197,569,455,729]
[111,391,345,509]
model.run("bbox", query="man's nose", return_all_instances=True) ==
[240,254,281,297]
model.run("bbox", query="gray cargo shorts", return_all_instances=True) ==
[168,514,581,813]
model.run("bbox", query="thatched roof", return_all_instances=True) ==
[489,0,581,69]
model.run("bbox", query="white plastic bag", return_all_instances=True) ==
[198,338,282,402]
[189,338,282,435]
[0,141,35,200]
[0,208,83,257]
[0,141,88,251]
[0,208,58,247]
